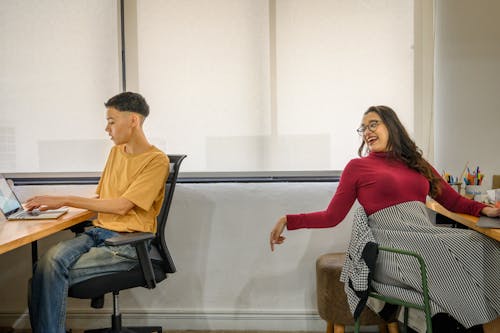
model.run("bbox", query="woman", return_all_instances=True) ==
[269,106,500,332]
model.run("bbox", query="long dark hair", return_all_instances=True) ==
[358,106,441,197]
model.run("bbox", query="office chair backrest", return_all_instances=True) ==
[155,154,186,274]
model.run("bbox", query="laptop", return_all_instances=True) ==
[0,175,68,220]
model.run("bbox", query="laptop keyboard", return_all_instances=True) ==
[10,210,38,218]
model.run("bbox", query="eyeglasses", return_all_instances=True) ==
[356,120,382,136]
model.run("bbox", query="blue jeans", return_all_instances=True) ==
[29,227,139,333]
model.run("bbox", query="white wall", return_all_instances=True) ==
[434,0,500,187]
[0,182,356,331]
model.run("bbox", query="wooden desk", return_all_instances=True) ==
[0,208,95,255]
[426,200,500,242]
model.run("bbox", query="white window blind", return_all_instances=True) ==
[0,0,120,172]
[1,0,414,173]
[135,0,414,172]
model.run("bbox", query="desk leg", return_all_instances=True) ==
[31,241,38,266]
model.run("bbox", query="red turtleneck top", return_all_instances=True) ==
[286,152,486,230]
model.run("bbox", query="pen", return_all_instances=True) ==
[460,161,469,183]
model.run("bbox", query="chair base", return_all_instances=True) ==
[82,296,162,333]
[84,327,162,333]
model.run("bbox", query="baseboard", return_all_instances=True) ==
[0,309,381,332]
[0,309,326,331]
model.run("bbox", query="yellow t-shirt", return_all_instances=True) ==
[93,145,170,233]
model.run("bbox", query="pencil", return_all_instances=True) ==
[460,161,469,182]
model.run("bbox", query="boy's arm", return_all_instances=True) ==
[24,195,135,216]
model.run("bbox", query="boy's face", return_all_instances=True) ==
[105,107,134,145]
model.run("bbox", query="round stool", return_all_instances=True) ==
[316,253,399,333]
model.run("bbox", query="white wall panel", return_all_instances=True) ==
[434,0,500,188]
[0,182,354,330]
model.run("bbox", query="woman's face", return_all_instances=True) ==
[360,112,389,153]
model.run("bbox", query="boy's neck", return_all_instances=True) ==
[123,130,152,155]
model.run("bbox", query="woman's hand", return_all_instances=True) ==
[25,196,66,211]
[481,206,500,217]
[270,216,287,251]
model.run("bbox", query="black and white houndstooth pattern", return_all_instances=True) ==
[364,201,500,329]
[340,206,378,319]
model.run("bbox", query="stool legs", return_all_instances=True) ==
[378,323,400,333]
[387,322,400,333]
[328,322,398,333]
[326,322,333,333]
[333,323,345,333]
[326,322,346,333]
[326,322,345,333]
[328,320,401,333]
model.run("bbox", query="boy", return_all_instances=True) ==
[26,92,169,333]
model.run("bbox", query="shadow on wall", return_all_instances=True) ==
[154,184,216,317]
[200,182,354,327]
[232,196,357,331]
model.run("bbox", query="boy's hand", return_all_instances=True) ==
[25,196,65,211]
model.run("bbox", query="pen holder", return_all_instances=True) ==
[486,189,500,207]
[465,185,484,202]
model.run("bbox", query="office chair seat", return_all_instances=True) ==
[69,260,166,300]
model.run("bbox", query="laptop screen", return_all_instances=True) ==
[0,176,22,216]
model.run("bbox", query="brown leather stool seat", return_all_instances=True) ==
[316,253,399,333]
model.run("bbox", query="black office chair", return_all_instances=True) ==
[68,154,186,333]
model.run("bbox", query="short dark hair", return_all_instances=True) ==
[104,92,149,118]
